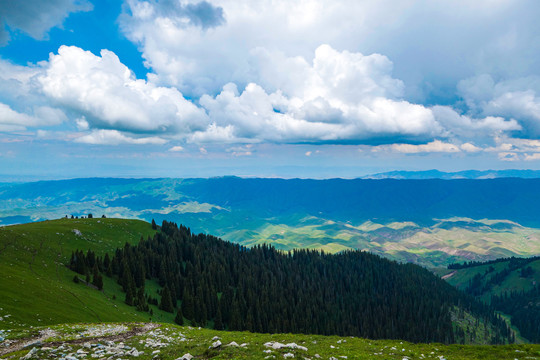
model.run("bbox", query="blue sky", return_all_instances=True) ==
[1,0,540,179]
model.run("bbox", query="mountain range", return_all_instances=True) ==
[2,176,540,267]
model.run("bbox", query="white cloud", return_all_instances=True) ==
[0,0,92,45]
[74,129,167,145]
[458,74,540,137]
[75,117,89,131]
[432,105,520,137]
[226,144,253,156]
[0,102,66,131]
[524,153,540,161]
[460,142,482,153]
[39,45,208,135]
[498,152,520,162]
[168,145,184,152]
[197,46,442,144]
[120,0,540,103]
[389,140,461,154]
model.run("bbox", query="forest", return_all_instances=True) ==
[68,220,512,344]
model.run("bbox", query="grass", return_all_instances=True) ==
[1,218,540,358]
[2,322,540,360]
[0,218,170,327]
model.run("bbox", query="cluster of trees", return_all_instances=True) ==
[492,286,540,343]
[68,220,513,344]
[448,256,538,342]
[448,256,540,270]
[69,249,104,290]
[64,214,107,219]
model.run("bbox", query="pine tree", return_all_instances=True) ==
[214,306,223,330]
[174,308,184,325]
[136,287,148,312]
[125,286,134,306]
[159,285,174,313]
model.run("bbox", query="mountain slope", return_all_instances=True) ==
[1,218,512,345]
[437,257,540,342]
[0,218,162,327]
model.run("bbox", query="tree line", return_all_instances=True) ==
[68,220,513,344]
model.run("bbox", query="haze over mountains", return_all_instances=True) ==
[2,174,540,267]
[362,169,540,179]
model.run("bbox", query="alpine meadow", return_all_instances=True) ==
[2,0,540,359]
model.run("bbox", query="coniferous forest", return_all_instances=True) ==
[491,286,540,343]
[69,220,512,344]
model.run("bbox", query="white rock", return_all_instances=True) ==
[212,336,220,341]
[283,353,294,358]
[210,340,222,349]
[286,343,307,351]
[22,347,38,360]
[177,354,193,360]
[226,341,239,347]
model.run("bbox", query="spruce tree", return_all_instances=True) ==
[159,285,174,313]
[125,286,134,306]
[174,308,184,325]
[214,306,223,330]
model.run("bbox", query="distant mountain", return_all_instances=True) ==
[362,169,540,179]
[2,177,540,266]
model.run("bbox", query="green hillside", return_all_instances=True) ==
[437,257,540,299]
[0,218,173,327]
[437,257,540,343]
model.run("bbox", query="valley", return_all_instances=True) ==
[2,177,540,267]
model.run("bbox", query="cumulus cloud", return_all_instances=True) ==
[0,0,92,45]
[431,105,520,137]
[120,0,540,103]
[0,102,66,131]
[196,45,444,144]
[389,140,460,154]
[168,145,184,152]
[458,74,540,137]
[74,129,167,145]
[39,45,208,134]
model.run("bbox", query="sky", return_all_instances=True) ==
[1,0,540,179]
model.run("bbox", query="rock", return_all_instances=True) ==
[212,336,220,341]
[314,355,321,359]
[210,340,222,349]
[283,353,294,358]
[286,343,307,351]
[177,354,193,360]
[23,341,42,348]
[22,347,38,360]
[226,341,239,347]
[264,342,306,351]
